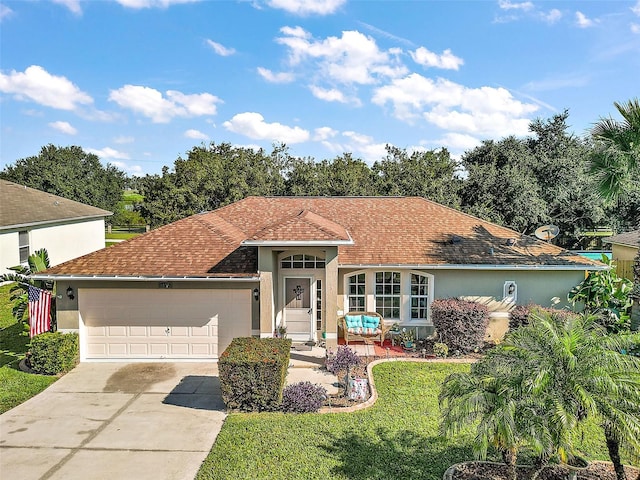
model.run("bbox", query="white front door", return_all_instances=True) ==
[283,277,313,342]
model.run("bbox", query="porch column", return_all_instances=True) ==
[258,247,275,337]
[324,247,339,349]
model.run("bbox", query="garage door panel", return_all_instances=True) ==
[80,288,251,360]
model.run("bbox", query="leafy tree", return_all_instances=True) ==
[590,99,640,331]
[372,145,461,207]
[0,144,126,213]
[460,113,607,248]
[0,249,53,325]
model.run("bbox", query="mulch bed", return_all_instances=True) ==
[451,461,639,480]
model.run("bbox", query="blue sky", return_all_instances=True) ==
[1,0,639,176]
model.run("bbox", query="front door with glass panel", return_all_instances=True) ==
[284,277,313,342]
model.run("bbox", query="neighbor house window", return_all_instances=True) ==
[411,273,430,321]
[19,230,29,264]
[280,254,325,269]
[347,273,366,311]
[375,271,400,319]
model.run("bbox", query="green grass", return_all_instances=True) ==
[105,232,140,240]
[196,362,625,480]
[0,283,57,413]
[123,192,144,203]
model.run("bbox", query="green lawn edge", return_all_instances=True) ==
[196,361,624,480]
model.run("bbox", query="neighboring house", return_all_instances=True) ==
[0,180,111,276]
[35,196,604,362]
[604,229,640,281]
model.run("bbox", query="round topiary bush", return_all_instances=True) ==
[28,332,79,375]
[431,298,489,354]
[281,381,327,413]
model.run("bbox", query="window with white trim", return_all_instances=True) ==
[347,273,366,311]
[410,273,430,321]
[280,254,325,269]
[375,271,400,319]
[19,231,29,264]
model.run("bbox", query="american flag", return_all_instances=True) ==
[28,285,51,338]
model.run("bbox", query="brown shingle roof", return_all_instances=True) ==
[605,230,640,249]
[43,196,601,278]
[0,180,111,230]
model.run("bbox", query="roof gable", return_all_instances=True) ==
[247,209,351,243]
[0,180,112,230]
[605,230,640,249]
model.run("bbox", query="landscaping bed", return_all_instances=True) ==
[450,461,639,480]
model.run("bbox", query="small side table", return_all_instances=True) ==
[387,330,401,347]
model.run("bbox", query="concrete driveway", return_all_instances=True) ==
[0,362,226,480]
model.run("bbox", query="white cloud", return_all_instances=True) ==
[434,132,482,152]
[267,0,345,16]
[0,65,93,110]
[87,147,130,160]
[49,121,77,135]
[52,0,82,14]
[372,73,538,138]
[206,39,236,56]
[276,27,408,86]
[110,161,144,175]
[410,47,464,70]
[1,3,14,20]
[541,9,562,24]
[184,129,209,140]
[632,1,640,16]
[632,23,640,34]
[116,0,199,8]
[113,135,134,144]
[498,0,534,11]
[223,112,310,143]
[523,73,590,91]
[313,126,338,141]
[575,11,595,28]
[109,85,220,123]
[309,85,349,103]
[257,67,295,83]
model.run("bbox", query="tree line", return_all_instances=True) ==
[2,110,638,249]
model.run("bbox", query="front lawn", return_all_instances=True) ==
[196,362,626,480]
[0,283,57,414]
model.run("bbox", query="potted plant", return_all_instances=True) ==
[275,324,287,338]
[399,328,416,350]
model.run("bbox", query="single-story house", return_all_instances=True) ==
[604,229,639,281]
[35,196,603,362]
[0,180,111,276]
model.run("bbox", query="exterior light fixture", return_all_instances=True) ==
[253,288,259,301]
[66,286,75,300]
[508,283,515,295]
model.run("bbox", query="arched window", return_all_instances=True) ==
[375,271,401,319]
[346,273,366,312]
[410,273,430,321]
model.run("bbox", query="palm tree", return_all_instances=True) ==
[590,98,640,331]
[0,248,52,323]
[506,312,640,480]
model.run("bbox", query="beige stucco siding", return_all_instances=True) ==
[612,244,638,261]
[0,231,20,276]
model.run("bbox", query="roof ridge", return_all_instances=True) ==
[194,212,247,243]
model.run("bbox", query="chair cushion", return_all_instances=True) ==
[345,314,363,329]
[362,315,380,329]
[347,327,382,336]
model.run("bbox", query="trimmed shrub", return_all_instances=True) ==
[28,332,79,375]
[281,381,327,413]
[431,298,489,354]
[509,304,578,330]
[325,345,360,375]
[218,337,291,412]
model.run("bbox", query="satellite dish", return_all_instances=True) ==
[534,225,560,241]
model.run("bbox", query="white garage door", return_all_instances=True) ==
[79,288,251,360]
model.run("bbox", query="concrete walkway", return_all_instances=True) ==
[1,354,339,480]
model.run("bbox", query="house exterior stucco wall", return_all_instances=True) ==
[1,219,106,276]
[612,243,638,262]
[30,219,106,266]
[0,231,20,276]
